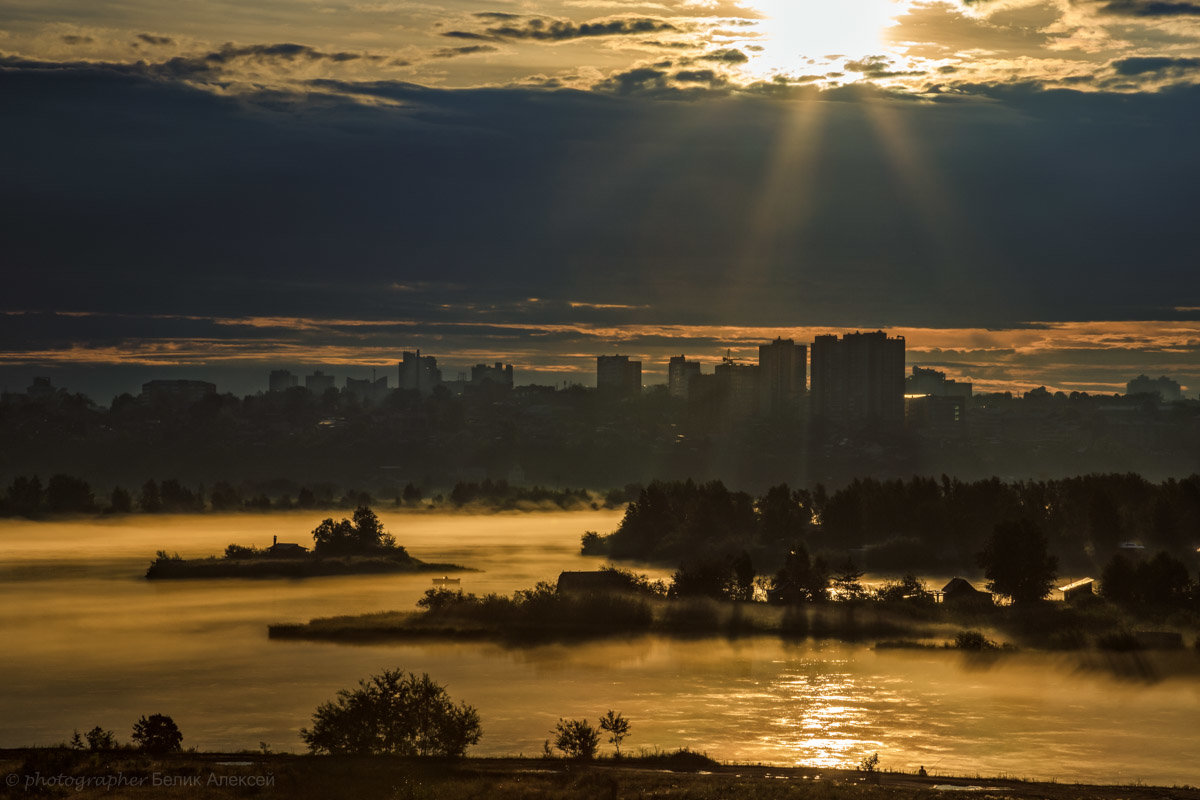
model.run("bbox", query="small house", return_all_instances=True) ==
[940,577,993,607]
[267,534,308,558]
[1056,577,1094,602]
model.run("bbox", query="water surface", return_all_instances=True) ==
[1,511,1197,784]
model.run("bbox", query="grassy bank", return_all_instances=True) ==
[2,751,1197,800]
[267,584,1200,653]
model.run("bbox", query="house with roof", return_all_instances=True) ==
[1056,577,1094,602]
[267,535,308,558]
[940,577,993,607]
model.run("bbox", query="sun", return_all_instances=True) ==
[744,0,905,76]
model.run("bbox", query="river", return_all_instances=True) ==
[1,510,1197,784]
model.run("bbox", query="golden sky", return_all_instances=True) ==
[4,0,1200,95]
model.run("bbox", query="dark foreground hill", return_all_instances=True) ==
[2,752,1197,800]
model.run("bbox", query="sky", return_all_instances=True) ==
[2,0,1199,400]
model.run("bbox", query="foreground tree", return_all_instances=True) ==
[552,718,599,760]
[131,714,183,754]
[977,518,1057,604]
[301,670,480,757]
[598,710,631,757]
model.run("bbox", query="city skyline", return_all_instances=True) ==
[6,328,1194,405]
[4,2,1199,407]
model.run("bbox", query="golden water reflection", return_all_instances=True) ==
[1,512,1198,784]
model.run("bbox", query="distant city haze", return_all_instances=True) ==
[1,321,1195,404]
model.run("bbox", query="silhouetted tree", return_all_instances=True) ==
[977,518,1057,604]
[138,480,162,513]
[598,711,631,757]
[670,557,738,600]
[730,551,756,601]
[209,481,242,511]
[296,487,317,508]
[875,574,932,603]
[767,546,829,604]
[311,517,356,555]
[108,487,133,514]
[7,475,44,516]
[131,714,182,754]
[552,718,599,760]
[757,484,810,543]
[85,726,117,751]
[45,474,95,513]
[1100,553,1138,605]
[301,670,481,757]
[831,558,867,601]
[159,479,201,512]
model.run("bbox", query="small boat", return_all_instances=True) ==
[431,576,461,586]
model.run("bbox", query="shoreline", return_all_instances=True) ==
[1,752,1196,799]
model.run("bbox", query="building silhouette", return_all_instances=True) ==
[906,365,972,398]
[345,374,389,404]
[668,355,701,400]
[714,354,761,419]
[470,362,514,389]
[758,337,806,416]
[597,355,642,397]
[398,351,442,396]
[811,331,905,425]
[1126,374,1182,402]
[304,370,336,394]
[268,370,298,392]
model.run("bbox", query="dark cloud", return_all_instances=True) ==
[1099,0,1200,15]
[698,48,748,64]
[432,44,499,59]
[207,43,371,63]
[844,55,924,78]
[1,57,1198,352]
[60,35,94,45]
[454,16,678,42]
[440,30,500,41]
[674,69,724,84]
[1112,56,1200,75]
[136,33,175,46]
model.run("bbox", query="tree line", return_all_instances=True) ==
[0,474,618,517]
[586,473,1200,574]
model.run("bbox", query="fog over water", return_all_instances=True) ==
[1,511,1197,784]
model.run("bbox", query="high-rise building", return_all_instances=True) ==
[398,351,443,396]
[596,355,642,397]
[906,366,972,399]
[714,357,760,418]
[1126,374,1182,402]
[269,369,298,392]
[810,331,905,425]
[304,370,336,394]
[470,362,514,389]
[345,374,389,404]
[667,355,701,400]
[758,337,806,415]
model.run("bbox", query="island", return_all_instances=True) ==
[145,506,468,579]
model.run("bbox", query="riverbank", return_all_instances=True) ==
[268,585,1200,653]
[2,752,1196,800]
